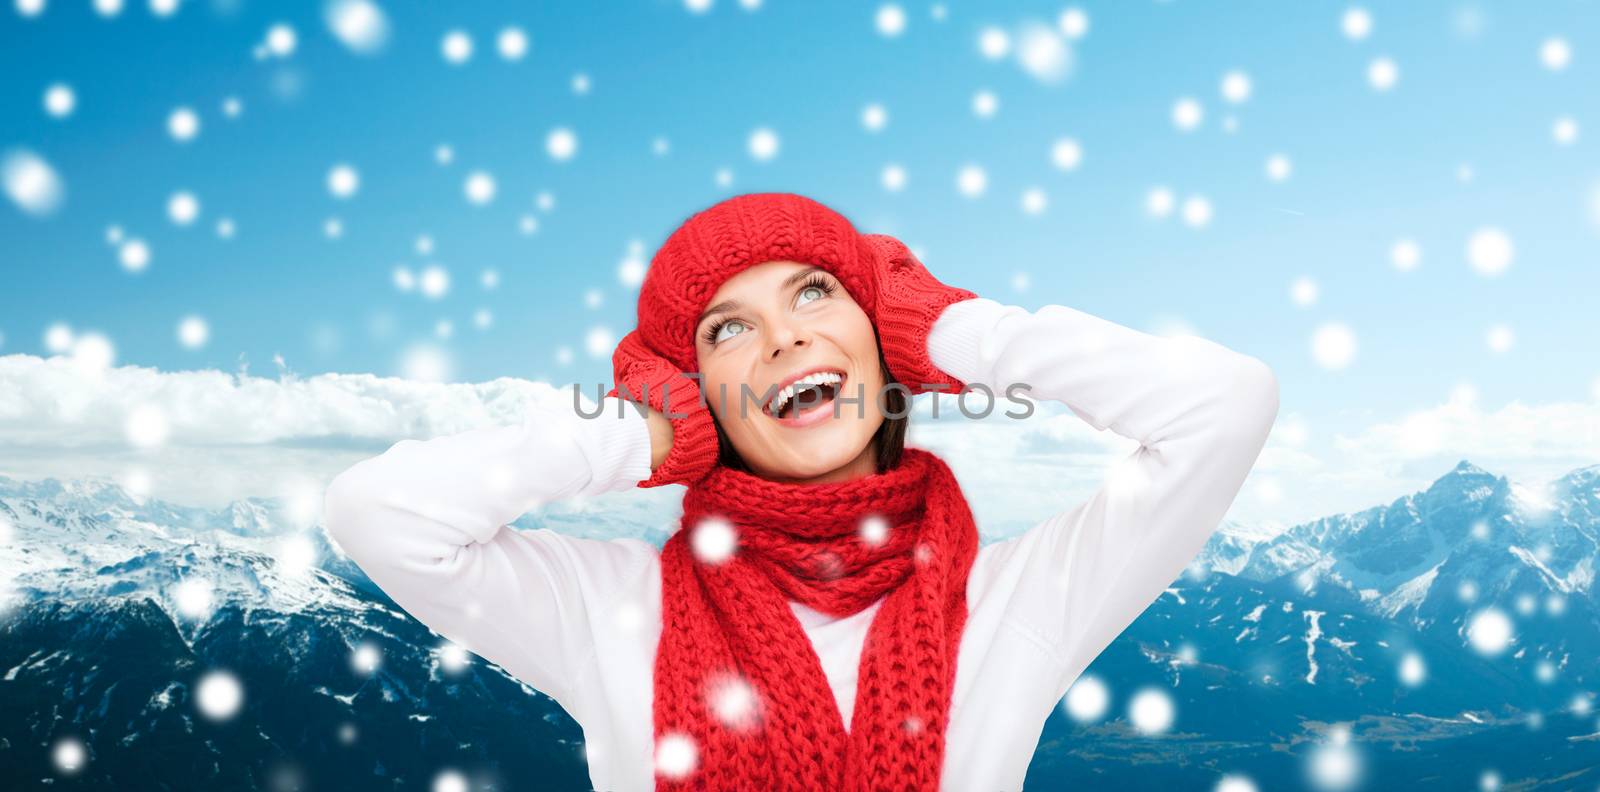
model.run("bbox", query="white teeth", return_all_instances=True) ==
[771,371,843,415]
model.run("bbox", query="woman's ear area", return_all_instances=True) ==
[858,232,978,394]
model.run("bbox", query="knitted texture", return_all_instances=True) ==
[610,192,977,488]
[632,193,882,375]
[606,329,721,488]
[860,233,980,396]
[653,448,979,791]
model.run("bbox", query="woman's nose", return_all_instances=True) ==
[766,321,810,360]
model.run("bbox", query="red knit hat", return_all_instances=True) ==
[609,192,977,487]
[633,192,881,373]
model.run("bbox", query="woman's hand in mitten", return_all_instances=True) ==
[861,233,980,395]
[607,329,720,488]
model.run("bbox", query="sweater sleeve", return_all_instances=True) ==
[321,395,657,706]
[926,298,1279,694]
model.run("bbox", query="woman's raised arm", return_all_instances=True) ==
[926,297,1279,695]
[321,395,657,706]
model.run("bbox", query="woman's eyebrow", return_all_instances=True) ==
[698,299,741,326]
[696,266,828,326]
[779,264,827,290]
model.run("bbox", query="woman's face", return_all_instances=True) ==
[693,260,886,484]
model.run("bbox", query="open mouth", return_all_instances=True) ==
[766,370,846,424]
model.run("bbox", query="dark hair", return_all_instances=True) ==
[710,339,908,476]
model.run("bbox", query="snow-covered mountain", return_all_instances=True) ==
[1208,460,1599,686]
[3,461,1599,789]
[1191,517,1282,576]
[0,473,663,789]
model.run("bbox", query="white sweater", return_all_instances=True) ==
[323,297,1279,792]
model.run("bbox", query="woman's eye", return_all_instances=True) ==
[797,286,825,306]
[714,320,748,343]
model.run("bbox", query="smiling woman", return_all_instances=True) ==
[693,260,906,484]
[324,192,1278,792]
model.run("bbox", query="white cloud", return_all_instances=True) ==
[1251,387,1600,528]
[0,353,617,508]
[3,354,1596,543]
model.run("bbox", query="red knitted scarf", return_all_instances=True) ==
[652,447,979,791]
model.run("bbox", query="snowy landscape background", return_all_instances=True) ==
[4,0,1600,790]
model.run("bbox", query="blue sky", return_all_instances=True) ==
[2,0,1599,527]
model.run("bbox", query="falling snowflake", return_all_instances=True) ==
[1367,57,1399,91]
[956,164,987,198]
[51,736,86,774]
[1390,238,1421,271]
[499,27,529,60]
[971,90,999,119]
[861,103,888,132]
[173,577,213,617]
[1397,651,1426,686]
[176,315,208,349]
[1265,154,1292,182]
[1051,137,1082,171]
[1341,8,1372,41]
[1063,674,1109,721]
[584,325,615,359]
[419,265,450,299]
[273,530,319,575]
[707,673,759,730]
[547,127,578,161]
[881,164,907,192]
[1219,70,1252,103]
[432,770,469,792]
[325,0,389,54]
[692,516,738,563]
[1551,116,1578,145]
[1466,607,1513,654]
[977,26,1010,59]
[1145,186,1175,218]
[1290,277,1318,307]
[1216,776,1260,792]
[1484,323,1514,354]
[1127,687,1174,734]
[351,643,382,673]
[43,83,75,117]
[464,170,496,205]
[859,514,889,546]
[1058,7,1089,40]
[1307,724,1363,790]
[1310,322,1357,370]
[327,164,360,198]
[654,732,697,779]
[195,670,245,720]
[1171,97,1203,131]
[2,148,64,216]
[1539,37,1571,71]
[747,127,780,161]
[1466,226,1513,276]
[167,191,200,225]
[255,26,295,61]
[1020,188,1047,215]
[875,4,906,38]
[441,30,473,64]
[1180,195,1212,228]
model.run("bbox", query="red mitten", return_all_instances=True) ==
[606,329,721,488]
[861,233,979,395]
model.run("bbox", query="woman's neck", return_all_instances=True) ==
[763,439,878,486]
